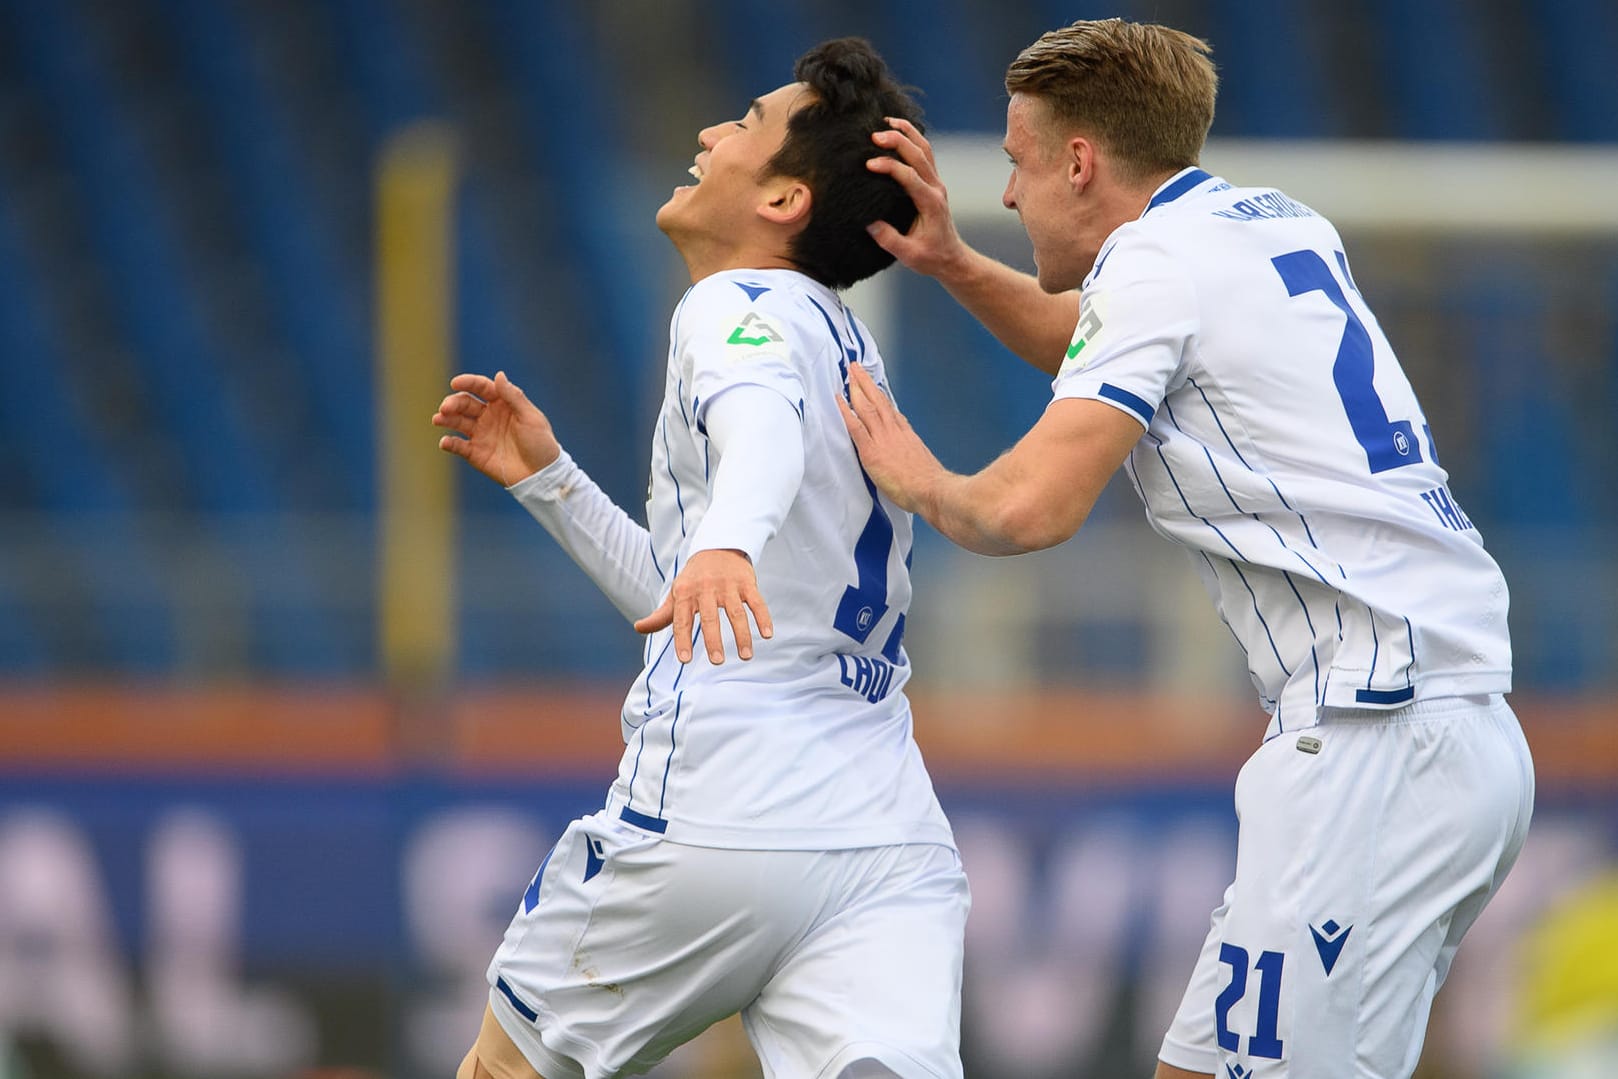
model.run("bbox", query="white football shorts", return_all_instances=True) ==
[1159,694,1534,1078]
[485,810,969,1079]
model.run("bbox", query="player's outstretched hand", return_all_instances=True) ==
[866,116,968,280]
[432,370,561,487]
[634,549,774,665]
[837,363,945,515]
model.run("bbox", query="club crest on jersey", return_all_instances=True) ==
[1058,292,1106,376]
[725,312,785,348]
[1310,918,1352,975]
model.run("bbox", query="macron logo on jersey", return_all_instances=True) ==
[1310,919,1353,975]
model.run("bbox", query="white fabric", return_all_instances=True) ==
[1052,169,1512,736]
[509,384,804,619]
[513,267,950,850]
[686,384,806,563]
[600,267,951,851]
[509,452,661,623]
[1158,694,1533,1077]
[487,811,969,1079]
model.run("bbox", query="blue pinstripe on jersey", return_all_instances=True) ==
[647,538,665,582]
[1155,393,1337,714]
[1366,607,1381,689]
[1146,431,1300,709]
[1219,555,1295,680]
[1185,376,1335,562]
[1173,386,1343,584]
[804,294,854,384]
[657,693,683,819]
[1402,616,1417,686]
[1147,432,1248,560]
[661,417,686,536]
[1280,570,1323,706]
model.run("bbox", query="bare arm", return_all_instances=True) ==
[839,363,1141,556]
[867,117,1079,376]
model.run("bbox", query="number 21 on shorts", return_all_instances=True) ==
[1215,943,1286,1061]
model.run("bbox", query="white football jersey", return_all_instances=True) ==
[1053,169,1512,735]
[612,268,953,850]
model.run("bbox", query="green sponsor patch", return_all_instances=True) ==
[726,313,784,347]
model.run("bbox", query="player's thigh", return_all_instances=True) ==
[490,823,824,1077]
[461,1002,546,1079]
[744,843,970,1079]
[1162,700,1532,1078]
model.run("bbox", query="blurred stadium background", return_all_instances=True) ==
[1,0,1615,1076]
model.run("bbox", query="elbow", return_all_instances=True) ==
[984,492,1086,555]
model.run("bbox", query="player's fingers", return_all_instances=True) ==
[495,371,531,405]
[866,156,934,209]
[437,433,471,458]
[695,595,721,663]
[449,373,495,400]
[865,219,906,258]
[844,368,875,428]
[671,591,698,663]
[885,115,933,155]
[440,392,486,419]
[431,410,476,436]
[836,391,868,440]
[848,365,888,428]
[722,592,753,661]
[875,119,939,185]
[632,594,674,636]
[743,584,774,641]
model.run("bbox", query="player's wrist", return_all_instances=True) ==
[925,236,978,289]
[520,441,563,478]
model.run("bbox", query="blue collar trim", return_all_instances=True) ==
[1145,168,1213,213]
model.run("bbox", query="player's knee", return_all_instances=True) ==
[835,1059,903,1079]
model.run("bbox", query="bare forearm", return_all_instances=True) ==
[935,247,1080,377]
[918,467,1073,557]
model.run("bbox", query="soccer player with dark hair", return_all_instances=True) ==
[434,39,967,1079]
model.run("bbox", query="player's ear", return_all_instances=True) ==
[758,180,811,227]
[1067,136,1092,194]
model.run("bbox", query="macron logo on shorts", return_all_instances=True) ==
[583,838,606,884]
[1310,919,1353,975]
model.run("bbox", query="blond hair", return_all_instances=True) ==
[1005,19,1217,182]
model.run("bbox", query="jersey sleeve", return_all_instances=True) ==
[1051,233,1199,430]
[685,384,806,564]
[508,451,663,622]
[682,280,809,433]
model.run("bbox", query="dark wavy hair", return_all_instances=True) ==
[764,38,924,291]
